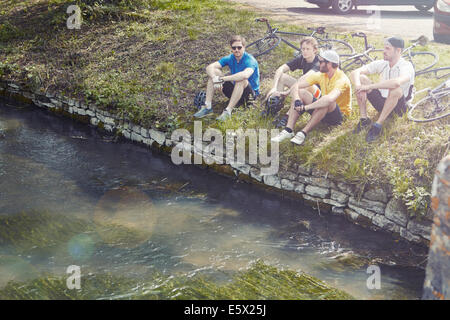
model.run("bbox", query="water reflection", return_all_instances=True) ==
[0,100,427,299]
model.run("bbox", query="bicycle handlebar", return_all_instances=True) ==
[307,26,326,34]
[351,32,367,38]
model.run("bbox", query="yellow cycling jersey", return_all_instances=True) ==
[306,68,352,116]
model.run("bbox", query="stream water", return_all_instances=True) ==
[0,98,428,299]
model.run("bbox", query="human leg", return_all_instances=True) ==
[365,87,404,143]
[302,102,336,134]
[286,89,313,130]
[205,68,224,107]
[290,102,339,145]
[375,87,404,125]
[277,74,296,92]
[356,74,373,119]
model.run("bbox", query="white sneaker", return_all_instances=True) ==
[290,131,306,145]
[271,130,294,143]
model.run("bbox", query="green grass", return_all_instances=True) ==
[0,261,353,299]
[0,210,353,299]
[0,0,448,218]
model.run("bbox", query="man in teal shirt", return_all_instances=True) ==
[194,35,260,121]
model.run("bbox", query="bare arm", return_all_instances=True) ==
[366,75,409,90]
[305,88,341,111]
[272,64,290,90]
[222,67,254,82]
[350,66,370,87]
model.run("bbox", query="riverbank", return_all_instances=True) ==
[0,97,429,300]
[0,0,449,244]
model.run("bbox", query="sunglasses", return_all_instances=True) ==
[318,59,328,64]
[231,46,243,50]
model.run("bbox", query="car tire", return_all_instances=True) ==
[331,0,353,14]
[415,4,433,12]
[434,32,450,44]
[317,2,331,9]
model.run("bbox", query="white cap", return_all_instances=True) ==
[319,49,340,64]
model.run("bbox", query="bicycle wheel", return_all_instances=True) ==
[340,49,382,72]
[416,66,450,79]
[318,38,355,56]
[246,35,281,58]
[406,51,438,74]
[367,49,384,61]
[408,83,450,122]
[341,55,369,72]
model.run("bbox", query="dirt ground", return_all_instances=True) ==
[226,0,435,40]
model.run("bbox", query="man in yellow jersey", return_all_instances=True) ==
[271,50,351,145]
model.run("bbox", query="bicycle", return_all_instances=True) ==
[407,78,450,122]
[416,66,450,79]
[340,32,383,72]
[340,32,438,74]
[246,18,355,58]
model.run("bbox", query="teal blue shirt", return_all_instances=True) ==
[218,52,260,95]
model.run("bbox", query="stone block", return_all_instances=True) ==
[349,197,386,215]
[281,179,295,191]
[90,117,99,126]
[331,189,349,204]
[305,185,330,198]
[364,185,389,203]
[400,227,421,243]
[231,162,251,175]
[385,198,409,227]
[103,116,116,126]
[332,206,345,215]
[263,175,281,189]
[278,170,298,181]
[75,108,86,116]
[143,138,154,146]
[297,175,336,189]
[344,208,359,221]
[104,124,113,133]
[322,198,346,207]
[294,183,305,194]
[372,215,400,233]
[149,129,166,145]
[336,181,356,195]
[50,98,62,108]
[250,167,263,182]
[131,132,143,143]
[407,219,432,239]
[141,127,149,138]
[347,203,376,219]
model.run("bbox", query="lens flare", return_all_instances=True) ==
[93,186,157,249]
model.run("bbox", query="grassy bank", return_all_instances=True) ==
[0,0,448,218]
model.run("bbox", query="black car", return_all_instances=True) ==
[307,0,436,14]
[433,0,450,43]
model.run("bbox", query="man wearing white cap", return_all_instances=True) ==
[271,49,351,145]
[350,36,415,143]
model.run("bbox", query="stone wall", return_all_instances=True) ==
[0,80,434,245]
[422,155,450,300]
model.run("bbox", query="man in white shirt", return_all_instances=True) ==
[350,37,415,143]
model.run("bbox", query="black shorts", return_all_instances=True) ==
[308,97,343,126]
[367,89,407,116]
[222,81,255,107]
